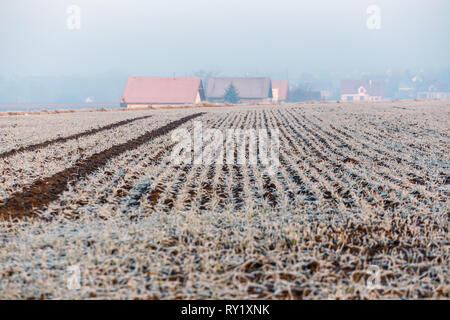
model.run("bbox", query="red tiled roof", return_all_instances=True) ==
[121,77,204,104]
[272,80,289,101]
[340,80,383,97]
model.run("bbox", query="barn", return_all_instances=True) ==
[271,80,289,103]
[206,77,272,103]
[120,76,205,108]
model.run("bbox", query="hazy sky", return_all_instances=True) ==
[1,0,449,78]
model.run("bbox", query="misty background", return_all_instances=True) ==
[0,0,449,108]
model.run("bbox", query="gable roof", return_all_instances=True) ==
[272,80,289,101]
[206,77,272,99]
[340,80,383,97]
[121,77,204,104]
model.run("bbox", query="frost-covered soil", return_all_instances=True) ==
[0,101,448,299]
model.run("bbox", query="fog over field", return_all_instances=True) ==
[0,101,449,299]
[0,0,449,104]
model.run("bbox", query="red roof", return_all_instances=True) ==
[340,80,383,97]
[272,80,289,101]
[121,77,204,104]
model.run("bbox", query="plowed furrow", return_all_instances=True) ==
[283,110,430,207]
[0,115,153,160]
[273,112,342,207]
[120,143,176,212]
[276,110,386,208]
[256,110,279,208]
[288,110,424,192]
[157,114,234,212]
[329,123,428,172]
[202,113,239,211]
[0,113,204,220]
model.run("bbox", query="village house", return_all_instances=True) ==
[417,91,450,99]
[417,84,450,100]
[271,80,289,103]
[340,80,383,102]
[120,76,205,108]
[206,77,272,103]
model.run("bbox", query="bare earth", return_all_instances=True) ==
[0,100,448,299]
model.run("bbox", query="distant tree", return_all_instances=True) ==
[223,83,240,104]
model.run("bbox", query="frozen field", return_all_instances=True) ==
[0,101,448,299]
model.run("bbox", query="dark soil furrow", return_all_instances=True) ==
[0,115,153,159]
[0,113,205,220]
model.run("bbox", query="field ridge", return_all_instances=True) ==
[0,112,204,220]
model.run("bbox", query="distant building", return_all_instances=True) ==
[340,80,383,102]
[206,77,272,103]
[120,76,205,108]
[417,84,450,100]
[417,91,450,99]
[271,80,289,103]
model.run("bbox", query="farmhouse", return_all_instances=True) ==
[340,80,383,102]
[120,76,205,108]
[206,77,273,103]
[271,80,289,103]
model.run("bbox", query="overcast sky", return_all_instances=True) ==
[1,0,449,78]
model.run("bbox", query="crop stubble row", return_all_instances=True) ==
[0,102,448,299]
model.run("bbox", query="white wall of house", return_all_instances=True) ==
[341,86,382,101]
[272,88,279,102]
[417,92,450,99]
[195,91,202,104]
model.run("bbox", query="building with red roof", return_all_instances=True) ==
[120,76,205,108]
